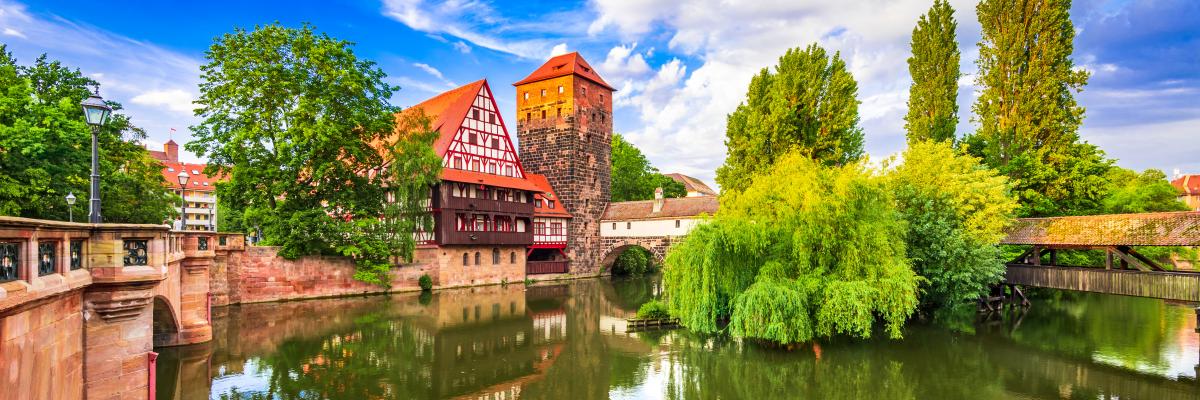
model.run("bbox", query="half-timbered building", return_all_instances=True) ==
[527,173,571,274]
[386,79,576,285]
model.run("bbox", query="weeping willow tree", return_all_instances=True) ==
[663,153,920,344]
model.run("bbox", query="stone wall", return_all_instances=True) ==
[209,244,527,306]
[0,291,85,400]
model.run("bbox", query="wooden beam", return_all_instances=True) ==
[1111,247,1153,272]
[1011,247,1035,265]
[1105,248,1113,270]
[1124,247,1167,272]
[1031,246,1042,266]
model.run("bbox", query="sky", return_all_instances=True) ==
[1,0,1196,189]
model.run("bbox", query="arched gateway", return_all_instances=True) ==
[597,191,719,269]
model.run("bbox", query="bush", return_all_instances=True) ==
[637,299,671,319]
[418,274,433,292]
[613,247,653,275]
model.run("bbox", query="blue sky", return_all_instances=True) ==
[1,0,1196,188]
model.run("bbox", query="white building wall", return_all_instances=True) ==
[600,217,706,237]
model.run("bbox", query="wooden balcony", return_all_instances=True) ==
[443,196,533,215]
[440,229,533,246]
[527,260,569,275]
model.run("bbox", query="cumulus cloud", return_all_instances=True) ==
[0,0,205,163]
[588,0,960,188]
[549,43,569,57]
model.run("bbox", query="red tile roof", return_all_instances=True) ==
[665,173,717,196]
[1171,175,1200,195]
[388,79,488,158]
[513,52,614,91]
[1001,211,1200,246]
[441,168,542,192]
[526,173,572,218]
[602,196,719,221]
[161,161,222,191]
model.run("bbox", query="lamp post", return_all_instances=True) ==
[177,171,190,230]
[80,88,112,224]
[65,192,76,222]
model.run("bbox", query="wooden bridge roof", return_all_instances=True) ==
[1001,211,1200,246]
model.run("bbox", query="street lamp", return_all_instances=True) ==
[80,88,111,224]
[177,171,190,230]
[65,192,76,222]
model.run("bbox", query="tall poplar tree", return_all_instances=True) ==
[905,0,960,144]
[716,44,864,193]
[967,0,1104,217]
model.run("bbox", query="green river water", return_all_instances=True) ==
[155,276,1199,399]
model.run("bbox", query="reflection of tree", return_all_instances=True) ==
[604,275,659,312]
[1000,291,1190,374]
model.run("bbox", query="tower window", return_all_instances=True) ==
[523,92,528,100]
[557,108,562,117]
[600,94,604,104]
[526,112,531,121]
[541,110,546,119]
[558,85,564,94]
[540,89,546,97]
[582,87,587,95]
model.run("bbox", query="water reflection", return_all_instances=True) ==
[157,277,1198,399]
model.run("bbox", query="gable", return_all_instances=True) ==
[442,83,525,179]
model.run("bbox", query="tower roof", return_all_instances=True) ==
[513,52,614,91]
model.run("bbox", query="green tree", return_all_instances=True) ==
[886,141,1017,306]
[664,152,919,344]
[610,133,685,202]
[905,0,960,144]
[1100,168,1188,214]
[187,23,433,283]
[0,47,176,223]
[716,43,864,193]
[967,0,1097,217]
[613,246,653,275]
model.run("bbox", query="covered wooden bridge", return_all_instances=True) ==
[1001,211,1200,303]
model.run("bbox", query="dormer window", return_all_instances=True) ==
[548,200,555,209]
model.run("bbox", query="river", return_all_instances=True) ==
[155,276,1199,399]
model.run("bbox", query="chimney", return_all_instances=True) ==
[164,140,179,162]
[652,187,664,213]
[1173,168,1182,180]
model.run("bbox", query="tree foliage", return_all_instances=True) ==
[611,133,685,202]
[967,0,1097,217]
[1100,168,1188,214]
[188,23,438,284]
[613,246,654,276]
[886,141,1017,306]
[905,0,960,144]
[716,44,864,193]
[664,153,919,344]
[0,47,176,223]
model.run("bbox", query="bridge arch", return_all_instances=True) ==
[151,295,181,347]
[599,237,675,271]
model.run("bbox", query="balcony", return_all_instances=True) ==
[443,196,533,215]
[440,229,533,246]
[527,260,569,275]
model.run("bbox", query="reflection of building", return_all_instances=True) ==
[664,173,717,197]
[151,140,220,231]
[1170,172,1200,211]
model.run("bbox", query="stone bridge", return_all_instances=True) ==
[598,236,679,269]
[0,216,239,400]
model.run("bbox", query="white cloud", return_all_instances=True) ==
[131,89,194,115]
[453,41,471,53]
[549,43,568,57]
[413,62,445,80]
[0,0,204,163]
[381,0,561,59]
[590,0,967,189]
[2,27,24,38]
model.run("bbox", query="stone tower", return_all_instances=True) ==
[514,52,613,274]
